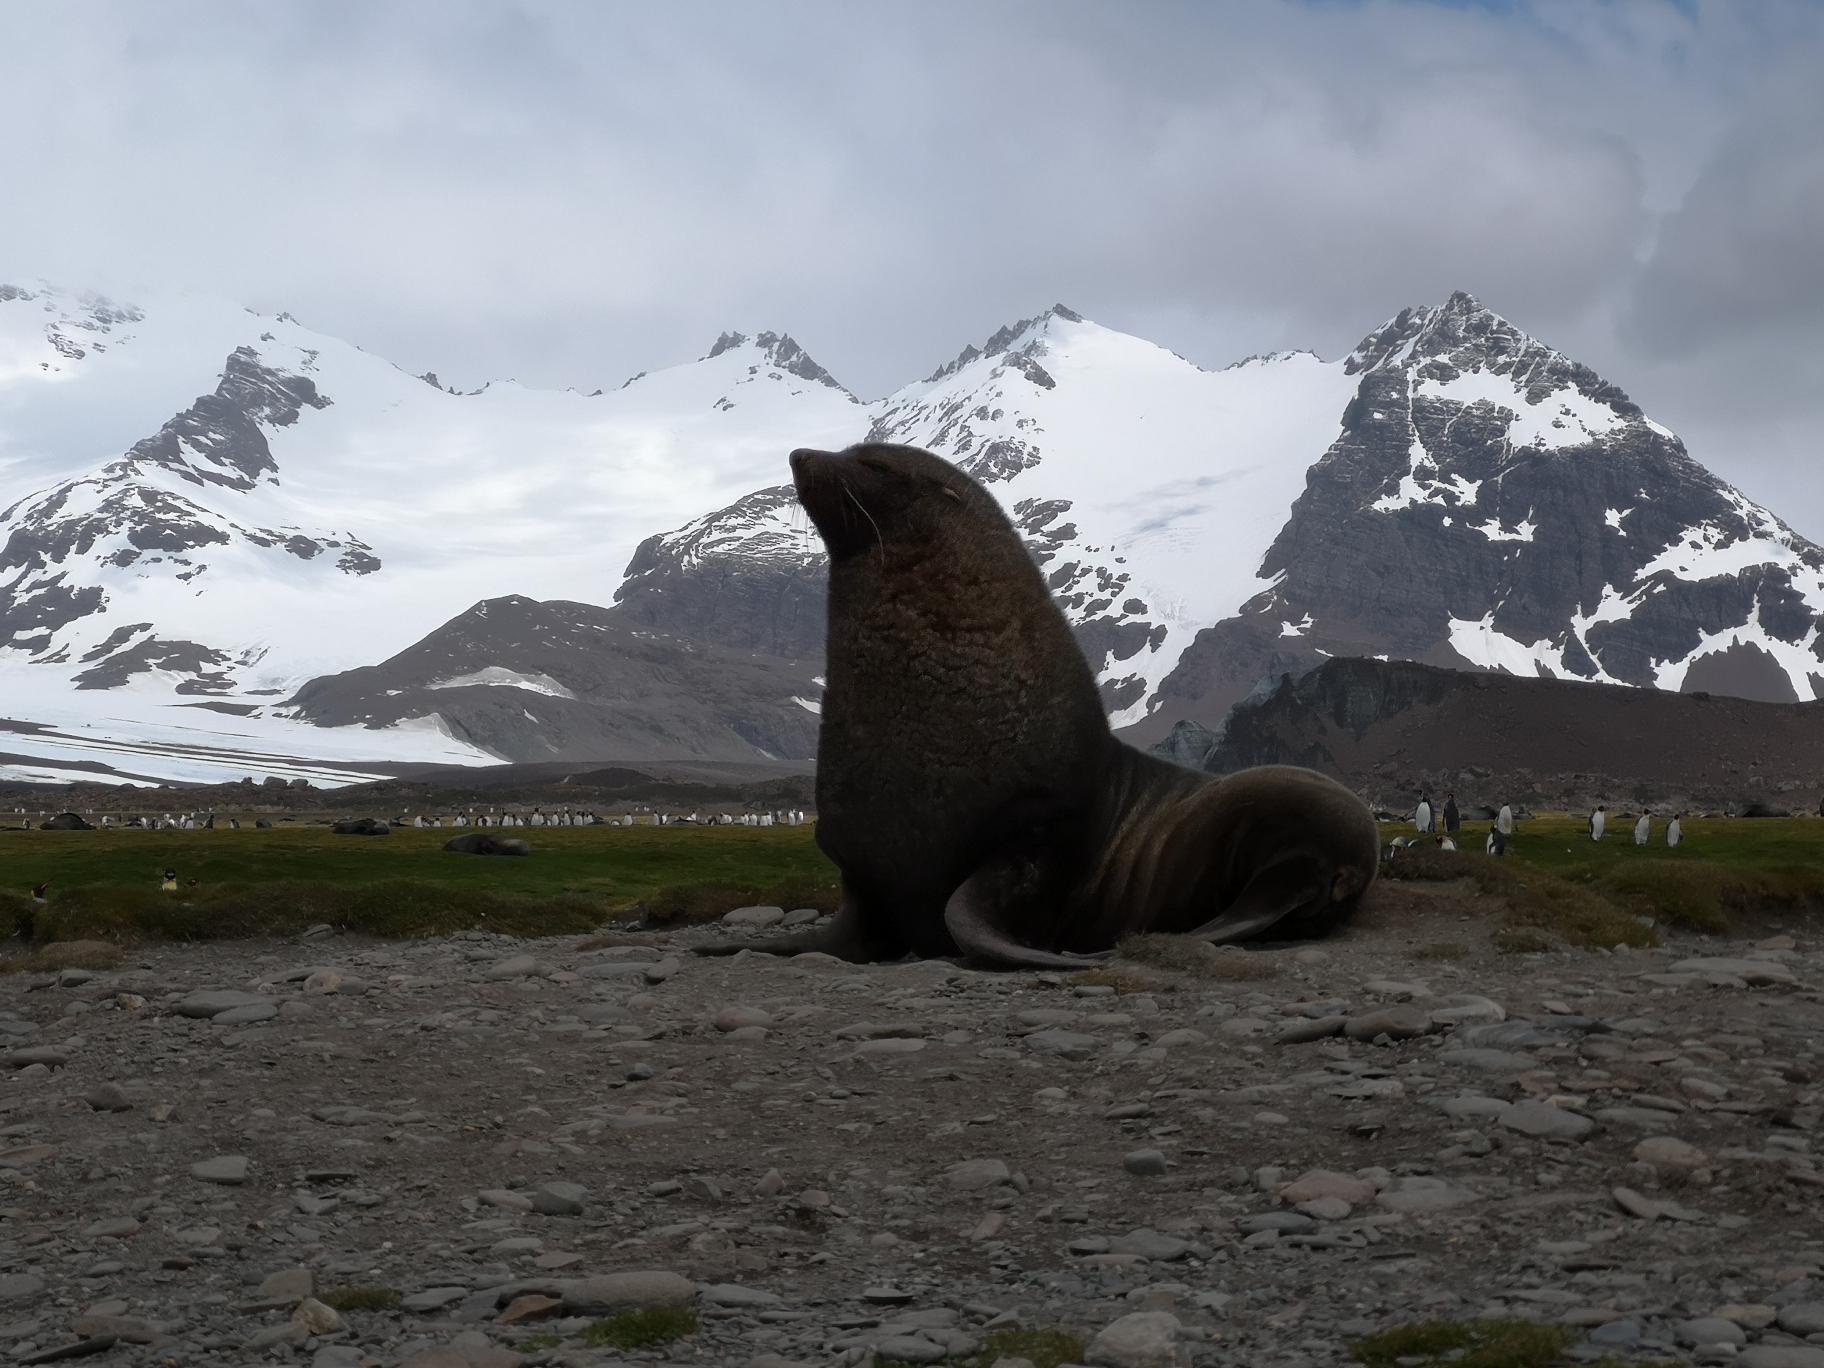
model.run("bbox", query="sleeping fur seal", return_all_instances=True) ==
[695,442,1378,967]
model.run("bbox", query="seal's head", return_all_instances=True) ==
[791,443,1000,561]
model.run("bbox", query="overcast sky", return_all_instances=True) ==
[4,1,1822,531]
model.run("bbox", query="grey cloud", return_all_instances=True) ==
[0,1,1820,531]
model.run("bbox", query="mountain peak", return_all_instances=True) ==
[704,329,847,393]
[923,304,1087,384]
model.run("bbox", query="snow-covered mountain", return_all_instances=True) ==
[612,305,1356,723]
[6,281,1821,785]
[1146,292,1824,734]
[0,283,870,782]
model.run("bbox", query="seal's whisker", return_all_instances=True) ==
[844,485,886,567]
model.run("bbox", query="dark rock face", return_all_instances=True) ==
[1146,292,1824,727]
[444,833,529,855]
[0,345,378,665]
[73,638,235,692]
[614,486,828,659]
[1190,655,1824,812]
[705,331,854,395]
[287,594,825,763]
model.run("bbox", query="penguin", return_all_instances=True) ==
[1497,804,1513,835]
[1443,793,1460,833]
[1589,806,1606,841]
[1634,813,1650,845]
[1436,834,1457,852]
[1414,797,1432,835]
[1485,826,1506,856]
[229,818,240,830]
[1667,814,1683,848]
[29,881,48,904]
[161,869,178,892]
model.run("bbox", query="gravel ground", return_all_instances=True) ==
[1,879,1822,1368]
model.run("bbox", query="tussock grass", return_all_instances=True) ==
[1382,846,1653,949]
[961,1327,1085,1368]
[0,940,124,974]
[18,879,609,947]
[1349,1317,1575,1368]
[1577,857,1824,933]
[581,1306,697,1349]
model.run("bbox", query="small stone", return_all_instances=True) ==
[1238,1212,1315,1234]
[83,1083,132,1112]
[644,957,680,983]
[6,1047,68,1069]
[1737,1348,1824,1368]
[1151,1029,1207,1049]
[496,1295,563,1324]
[1024,1029,1100,1059]
[1500,1101,1594,1141]
[1376,1176,1479,1214]
[531,1181,588,1216]
[0,1274,44,1300]
[685,1176,723,1201]
[1279,1169,1376,1204]
[1587,1319,1639,1345]
[1086,1310,1187,1368]
[1778,1304,1824,1335]
[702,1283,783,1307]
[1716,1304,1778,1329]
[485,954,540,980]
[1635,1136,1708,1171]
[1344,1005,1432,1041]
[862,1286,916,1303]
[1122,1148,1169,1176]
[1278,1016,1346,1043]
[78,1217,140,1239]
[480,1189,535,1212]
[190,1154,249,1185]
[875,1337,945,1364]
[1612,1186,1663,1219]
[1295,1196,1353,1220]
[756,1168,784,1197]
[722,905,786,927]
[258,1267,314,1299]
[291,1298,341,1335]
[562,1270,696,1314]
[853,1037,924,1055]
[1108,1229,1191,1260]
[946,1158,1011,1190]
[173,989,267,1018]
[1682,1076,1730,1100]
[1678,1317,1749,1347]
[399,1286,471,1313]
[214,1002,279,1026]
[713,1006,773,1031]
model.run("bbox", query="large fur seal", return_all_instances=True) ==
[696,442,1378,967]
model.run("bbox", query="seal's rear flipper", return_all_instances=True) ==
[1179,856,1327,944]
[692,891,899,963]
[945,861,1111,970]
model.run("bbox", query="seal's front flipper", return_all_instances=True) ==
[945,859,1111,970]
[692,889,899,963]
[1178,856,1327,944]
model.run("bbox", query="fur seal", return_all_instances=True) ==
[696,442,1378,967]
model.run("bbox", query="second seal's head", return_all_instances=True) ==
[791,443,993,561]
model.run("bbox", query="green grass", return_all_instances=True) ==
[318,1286,400,1312]
[0,824,840,944]
[961,1327,1085,1368]
[581,1306,697,1349]
[1381,845,1653,949]
[1349,1318,1575,1368]
[1389,814,1824,937]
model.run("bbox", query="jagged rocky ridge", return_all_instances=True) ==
[283,595,825,763]
[1170,655,1824,814]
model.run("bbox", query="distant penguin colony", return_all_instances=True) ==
[1589,805,1606,841]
